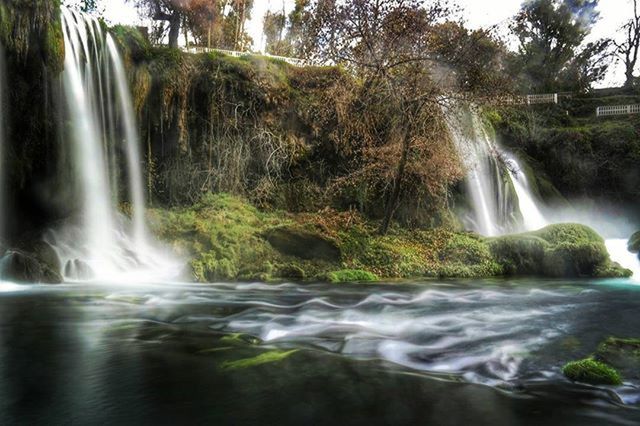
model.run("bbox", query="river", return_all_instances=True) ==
[0,279,639,425]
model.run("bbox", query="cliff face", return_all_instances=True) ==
[113,27,462,228]
[1,0,68,241]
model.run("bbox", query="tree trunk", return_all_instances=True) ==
[378,126,411,235]
[168,13,181,49]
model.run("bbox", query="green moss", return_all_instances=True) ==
[219,333,261,346]
[594,337,640,378]
[562,358,622,385]
[490,224,628,278]
[327,269,379,283]
[220,350,299,370]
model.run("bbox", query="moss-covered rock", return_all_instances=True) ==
[490,224,630,278]
[562,358,622,385]
[628,231,640,254]
[594,337,640,380]
[326,269,379,283]
[264,227,341,262]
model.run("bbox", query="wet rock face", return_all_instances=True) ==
[628,231,640,255]
[0,250,62,284]
[64,259,94,281]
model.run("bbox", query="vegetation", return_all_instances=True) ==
[562,358,622,385]
[326,270,379,284]
[220,350,299,370]
[490,224,630,278]
[613,0,640,88]
[511,0,610,92]
[563,336,640,385]
[149,194,626,282]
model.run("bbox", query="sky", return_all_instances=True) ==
[101,0,635,87]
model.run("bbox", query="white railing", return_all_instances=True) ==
[182,46,307,67]
[596,104,640,117]
[526,93,558,105]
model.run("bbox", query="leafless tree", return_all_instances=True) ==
[614,0,640,88]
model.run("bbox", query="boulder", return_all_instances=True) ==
[64,259,94,281]
[263,227,341,262]
[0,250,62,284]
[628,231,640,254]
[489,223,630,278]
[594,337,640,380]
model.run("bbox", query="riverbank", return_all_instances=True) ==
[147,193,631,283]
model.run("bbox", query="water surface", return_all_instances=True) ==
[1,279,639,425]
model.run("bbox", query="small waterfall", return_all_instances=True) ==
[447,105,518,236]
[502,152,548,232]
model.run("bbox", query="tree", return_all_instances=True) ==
[129,0,187,48]
[63,0,102,14]
[614,0,640,88]
[307,0,464,234]
[511,0,609,92]
[263,10,287,55]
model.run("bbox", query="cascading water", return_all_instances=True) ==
[106,36,147,247]
[449,104,640,279]
[447,104,520,236]
[52,7,180,282]
[502,152,548,232]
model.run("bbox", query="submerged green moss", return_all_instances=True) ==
[220,350,299,370]
[562,358,622,385]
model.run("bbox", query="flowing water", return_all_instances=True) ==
[447,106,517,236]
[54,8,179,282]
[0,279,639,425]
[448,106,640,278]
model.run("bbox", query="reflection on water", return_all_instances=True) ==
[1,279,640,425]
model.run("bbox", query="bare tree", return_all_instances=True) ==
[308,0,463,234]
[614,0,640,88]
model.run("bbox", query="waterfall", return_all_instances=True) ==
[60,8,117,273]
[449,104,640,279]
[53,8,179,281]
[447,104,519,236]
[502,152,548,232]
[106,36,148,247]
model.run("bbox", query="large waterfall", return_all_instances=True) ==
[449,105,640,279]
[51,8,179,281]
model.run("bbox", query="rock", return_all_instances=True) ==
[64,259,94,281]
[0,250,62,284]
[276,264,306,281]
[264,227,341,262]
[562,358,622,386]
[489,223,629,278]
[594,337,640,380]
[628,231,640,254]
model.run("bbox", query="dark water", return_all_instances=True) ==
[1,279,640,425]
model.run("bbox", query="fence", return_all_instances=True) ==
[182,46,307,67]
[526,93,558,105]
[596,104,640,117]
[485,93,559,106]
